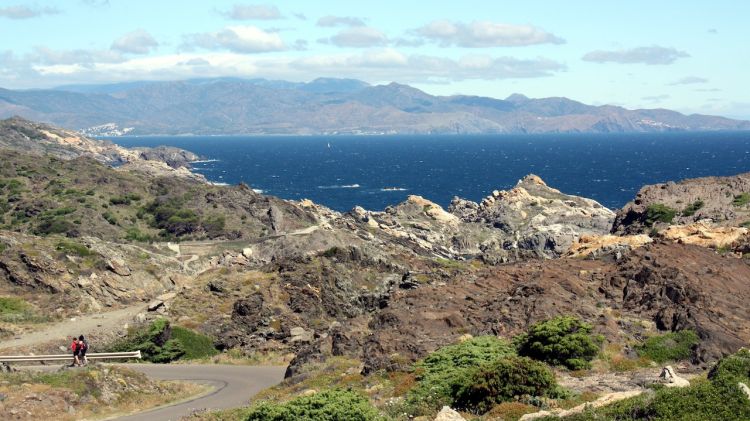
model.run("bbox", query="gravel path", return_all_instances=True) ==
[0,303,146,352]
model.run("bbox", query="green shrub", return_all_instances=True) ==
[0,296,48,323]
[645,204,677,226]
[170,326,219,360]
[55,240,92,256]
[406,336,516,412]
[145,199,200,236]
[109,193,142,206]
[245,389,380,421]
[454,356,558,414]
[636,330,699,363]
[107,319,217,363]
[515,316,603,370]
[0,296,29,315]
[202,214,226,238]
[733,193,750,207]
[124,227,152,242]
[34,218,74,235]
[707,348,750,386]
[102,211,118,225]
[681,200,704,217]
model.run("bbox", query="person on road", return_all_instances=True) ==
[78,335,88,366]
[70,336,80,367]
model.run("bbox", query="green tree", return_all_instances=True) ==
[515,316,603,370]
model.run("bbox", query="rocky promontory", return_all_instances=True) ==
[612,172,750,234]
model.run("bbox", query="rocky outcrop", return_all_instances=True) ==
[600,243,750,363]
[357,242,750,372]
[116,159,207,183]
[131,146,200,168]
[0,117,203,179]
[660,222,748,249]
[566,234,653,259]
[0,232,186,315]
[434,406,466,421]
[612,172,750,235]
[659,366,690,388]
[344,175,615,263]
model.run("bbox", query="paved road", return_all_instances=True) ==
[112,364,286,421]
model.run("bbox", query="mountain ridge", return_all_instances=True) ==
[0,78,748,135]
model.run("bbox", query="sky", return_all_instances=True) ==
[1,0,748,119]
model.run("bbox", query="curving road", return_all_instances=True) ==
[111,364,286,421]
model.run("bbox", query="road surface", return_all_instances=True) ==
[112,364,285,420]
[18,363,284,420]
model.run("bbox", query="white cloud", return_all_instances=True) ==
[223,4,282,20]
[184,26,286,53]
[32,46,124,65]
[22,49,564,87]
[111,30,159,54]
[287,49,564,81]
[582,46,689,65]
[642,94,670,102]
[326,27,388,48]
[316,15,365,27]
[668,76,708,85]
[414,20,564,47]
[0,5,59,19]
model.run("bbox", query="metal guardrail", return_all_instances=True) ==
[0,351,142,363]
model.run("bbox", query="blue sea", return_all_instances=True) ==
[111,132,750,212]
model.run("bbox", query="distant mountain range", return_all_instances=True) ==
[0,77,748,135]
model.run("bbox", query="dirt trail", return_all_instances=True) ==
[0,303,146,352]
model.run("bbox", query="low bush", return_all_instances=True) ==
[124,227,152,242]
[102,211,118,225]
[245,389,380,421]
[733,193,750,207]
[681,200,704,217]
[0,296,29,315]
[636,330,699,363]
[454,356,558,414]
[0,296,48,323]
[109,193,142,206]
[515,316,603,370]
[645,203,677,226]
[145,198,200,237]
[170,326,219,360]
[107,319,217,363]
[55,239,93,256]
[707,348,750,385]
[406,336,516,412]
[34,217,74,235]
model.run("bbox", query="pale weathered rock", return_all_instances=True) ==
[739,382,750,400]
[290,327,314,343]
[106,258,131,276]
[521,390,643,420]
[661,222,748,249]
[156,292,177,301]
[147,300,164,312]
[566,234,652,258]
[659,366,690,388]
[433,406,466,421]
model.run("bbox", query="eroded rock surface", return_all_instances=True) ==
[612,172,750,234]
